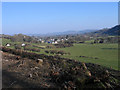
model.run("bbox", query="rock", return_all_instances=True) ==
[17,61,24,67]
[36,59,43,64]
[43,83,50,87]
[34,67,39,69]
[105,82,112,88]
[63,84,67,89]
[102,70,110,78]
[34,72,39,77]
[68,81,75,88]
[85,70,91,77]
[82,63,87,70]
[94,78,101,83]
[29,74,32,78]
[105,70,109,75]
[5,60,8,61]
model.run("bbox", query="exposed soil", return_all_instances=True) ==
[2,50,120,89]
[2,52,58,89]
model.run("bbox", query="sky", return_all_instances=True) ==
[2,2,118,35]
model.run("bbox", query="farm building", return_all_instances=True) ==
[21,43,25,47]
[41,41,44,43]
[52,41,58,44]
[54,41,58,44]
[6,43,10,47]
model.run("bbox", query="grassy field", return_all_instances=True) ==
[57,43,118,70]
[35,43,118,70]
[2,38,118,70]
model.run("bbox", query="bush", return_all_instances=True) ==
[24,47,40,52]
[54,43,73,48]
[15,45,21,49]
[45,50,70,55]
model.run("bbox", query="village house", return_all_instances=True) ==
[57,39,60,42]
[21,43,25,47]
[52,41,58,44]
[52,42,55,44]
[41,40,44,43]
[65,38,68,41]
[39,39,42,41]
[24,36,26,38]
[6,43,10,47]
[61,39,64,41]
[51,39,55,42]
[54,41,58,44]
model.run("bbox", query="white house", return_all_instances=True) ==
[57,39,60,42]
[39,39,42,41]
[65,38,68,41]
[6,43,10,47]
[52,42,55,44]
[52,41,58,44]
[41,40,44,43]
[21,43,25,47]
[24,36,26,38]
[54,41,58,44]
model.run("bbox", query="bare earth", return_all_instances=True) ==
[2,50,120,89]
[2,52,58,89]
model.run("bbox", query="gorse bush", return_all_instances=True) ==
[54,43,73,48]
[45,50,70,55]
[24,47,40,52]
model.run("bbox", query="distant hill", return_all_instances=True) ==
[28,29,97,36]
[28,25,120,37]
[89,25,120,36]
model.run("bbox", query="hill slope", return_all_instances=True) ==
[90,25,120,36]
[2,47,120,89]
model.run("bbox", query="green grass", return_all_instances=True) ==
[56,43,118,70]
[85,40,94,43]
[36,43,118,70]
[2,38,12,46]
[2,38,118,70]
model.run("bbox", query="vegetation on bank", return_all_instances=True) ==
[2,46,120,89]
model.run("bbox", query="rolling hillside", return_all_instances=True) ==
[90,25,120,36]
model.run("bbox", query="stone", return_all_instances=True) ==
[94,79,101,83]
[34,67,39,69]
[5,60,8,61]
[82,63,87,70]
[105,82,112,88]
[85,70,91,77]
[29,74,32,78]
[36,59,43,64]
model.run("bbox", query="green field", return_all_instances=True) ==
[57,43,118,70]
[36,43,118,70]
[2,38,118,70]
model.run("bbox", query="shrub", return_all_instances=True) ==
[15,45,21,49]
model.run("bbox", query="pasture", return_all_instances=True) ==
[2,38,118,70]
[57,43,118,70]
[32,43,118,70]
